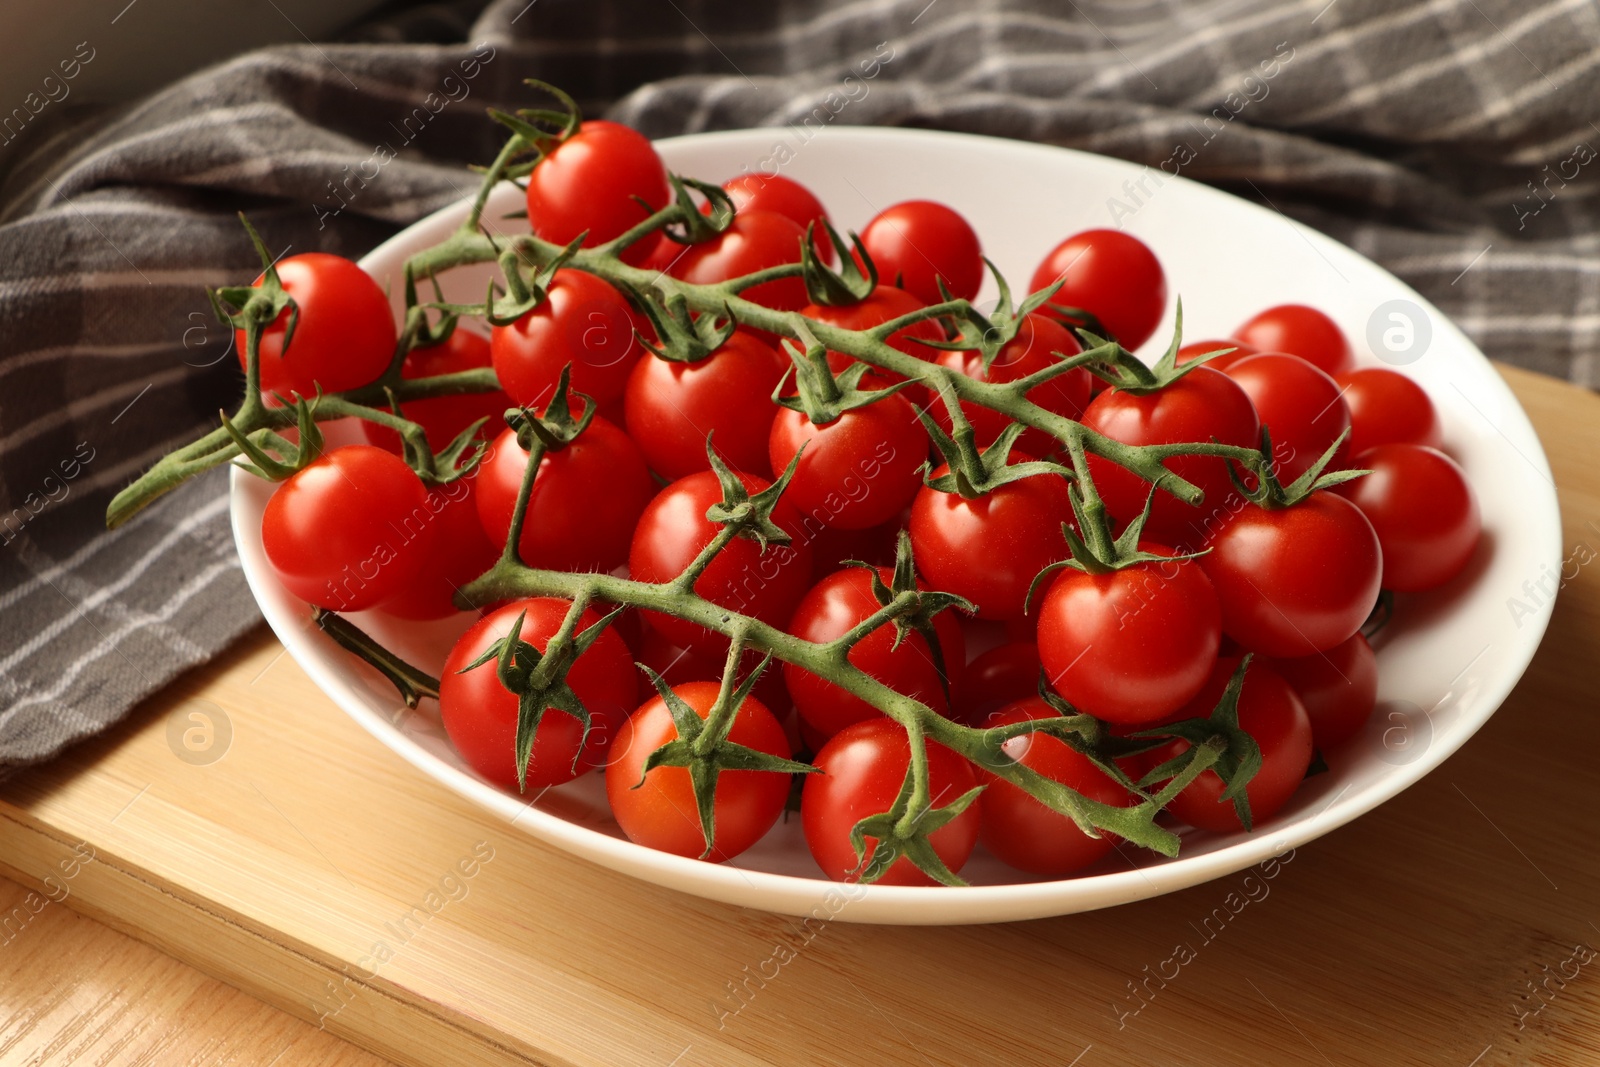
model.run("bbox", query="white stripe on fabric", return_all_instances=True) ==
[0,365,192,454]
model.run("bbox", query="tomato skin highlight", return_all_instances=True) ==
[1337,444,1481,592]
[768,392,928,531]
[1334,367,1443,458]
[1030,229,1166,351]
[525,120,669,265]
[784,566,967,741]
[475,417,655,574]
[624,330,787,481]
[490,269,645,411]
[441,598,638,790]
[1225,352,1352,483]
[360,328,510,454]
[239,253,396,398]
[262,445,432,611]
[1264,632,1378,751]
[1037,546,1222,726]
[858,200,984,305]
[606,680,794,862]
[1233,304,1354,378]
[802,719,981,885]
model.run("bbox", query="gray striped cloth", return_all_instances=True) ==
[2,0,1595,769]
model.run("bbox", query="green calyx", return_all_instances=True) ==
[1132,656,1263,829]
[773,319,913,425]
[800,219,878,307]
[1230,426,1368,509]
[507,364,595,454]
[846,530,974,709]
[847,758,986,886]
[917,386,1074,499]
[485,79,583,177]
[219,394,324,481]
[626,286,736,363]
[481,231,583,327]
[703,441,802,550]
[1079,298,1211,395]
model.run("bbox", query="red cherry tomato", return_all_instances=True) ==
[377,475,499,620]
[606,679,794,861]
[909,458,1075,620]
[1030,230,1166,351]
[624,330,787,480]
[721,173,832,261]
[954,641,1041,726]
[1082,365,1261,549]
[1225,353,1351,483]
[1334,367,1443,459]
[525,120,669,266]
[1233,304,1354,378]
[628,470,815,655]
[857,200,984,304]
[1200,490,1381,657]
[440,598,637,789]
[1176,338,1257,372]
[784,566,966,740]
[1264,633,1377,751]
[933,313,1089,458]
[1151,657,1314,833]
[1338,444,1481,592]
[475,417,654,573]
[768,392,928,531]
[802,718,981,885]
[975,698,1131,876]
[490,269,645,410]
[807,284,944,386]
[360,328,511,454]
[262,445,432,611]
[238,253,396,398]
[675,210,810,312]
[1037,547,1221,726]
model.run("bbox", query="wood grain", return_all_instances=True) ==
[3,363,1598,1067]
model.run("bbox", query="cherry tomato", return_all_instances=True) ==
[1200,490,1381,657]
[1082,365,1261,549]
[1150,657,1313,833]
[954,641,1040,726]
[441,598,637,790]
[909,458,1075,620]
[1176,338,1257,372]
[628,470,815,655]
[377,475,499,620]
[1037,547,1221,726]
[932,312,1089,458]
[975,698,1131,876]
[1264,633,1377,751]
[262,445,432,611]
[720,173,832,261]
[525,120,669,266]
[802,718,981,885]
[1337,444,1480,592]
[768,392,928,531]
[606,679,794,861]
[857,200,984,304]
[675,210,810,312]
[1233,304,1354,378]
[490,269,645,411]
[784,566,966,740]
[360,328,511,454]
[1225,353,1351,483]
[807,284,944,386]
[238,253,396,398]
[625,329,787,480]
[476,417,654,573]
[1335,367,1443,459]
[1029,230,1166,351]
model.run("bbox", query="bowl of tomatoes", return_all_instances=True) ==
[226,123,1559,924]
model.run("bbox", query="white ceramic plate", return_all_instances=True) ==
[231,127,1561,925]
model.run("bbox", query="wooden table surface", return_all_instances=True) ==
[3,362,1598,1067]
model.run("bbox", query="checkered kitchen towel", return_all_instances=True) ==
[2,0,1596,767]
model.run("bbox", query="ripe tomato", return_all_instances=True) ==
[806,284,944,386]
[490,269,645,410]
[525,120,669,266]
[1264,632,1377,751]
[1233,304,1354,377]
[932,312,1089,458]
[377,475,499,620]
[360,328,511,453]
[1176,338,1257,372]
[802,718,981,885]
[674,210,810,311]
[1150,657,1313,833]
[857,200,984,304]
[1201,490,1381,657]
[1337,444,1480,592]
[624,330,787,480]
[954,641,1040,726]
[721,173,832,261]
[262,445,432,611]
[768,392,928,531]
[1082,365,1261,549]
[1225,353,1351,483]
[476,417,654,573]
[238,253,395,398]
[606,680,794,861]
[441,598,637,790]
[1036,547,1221,726]
[1029,230,1166,351]
[806,515,903,575]
[1335,367,1443,458]
[627,470,815,654]
[784,566,967,740]
[909,459,1075,620]
[975,699,1131,876]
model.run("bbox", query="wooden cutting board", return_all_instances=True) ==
[3,363,1598,1067]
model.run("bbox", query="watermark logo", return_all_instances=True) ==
[1365,299,1431,366]
[166,698,232,766]
[1373,699,1432,766]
